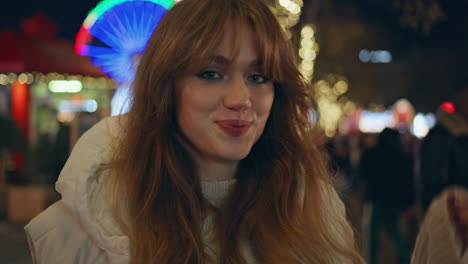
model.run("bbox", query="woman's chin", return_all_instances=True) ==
[216,148,252,162]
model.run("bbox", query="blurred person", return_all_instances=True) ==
[411,186,468,264]
[417,87,468,214]
[326,136,353,193]
[413,123,468,263]
[361,133,378,151]
[326,135,367,239]
[361,128,414,264]
[447,136,468,188]
[53,122,70,179]
[24,0,364,263]
[0,114,26,184]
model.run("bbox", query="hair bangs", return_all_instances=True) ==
[172,0,287,81]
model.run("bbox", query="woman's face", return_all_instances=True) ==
[176,24,274,164]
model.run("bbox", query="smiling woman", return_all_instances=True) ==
[176,24,274,168]
[24,0,365,263]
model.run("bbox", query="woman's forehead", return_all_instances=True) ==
[180,18,277,74]
[205,23,267,62]
[200,55,262,71]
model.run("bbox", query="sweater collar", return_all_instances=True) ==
[201,179,237,208]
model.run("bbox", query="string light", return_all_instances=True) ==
[313,74,353,137]
[272,0,304,39]
[18,73,28,84]
[0,74,8,85]
[299,25,318,81]
[0,72,117,91]
[26,73,34,84]
[7,73,17,84]
[296,23,354,137]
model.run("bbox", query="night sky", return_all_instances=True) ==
[2,0,465,44]
[1,0,101,41]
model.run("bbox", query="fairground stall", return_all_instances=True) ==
[0,13,116,221]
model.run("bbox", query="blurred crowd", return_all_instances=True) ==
[325,95,468,263]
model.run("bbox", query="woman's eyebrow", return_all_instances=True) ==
[206,55,231,65]
[205,55,261,67]
[248,59,261,68]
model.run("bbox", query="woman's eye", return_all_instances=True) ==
[248,74,270,84]
[198,71,222,80]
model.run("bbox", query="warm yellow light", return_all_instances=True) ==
[276,0,303,30]
[35,73,44,83]
[0,74,7,85]
[318,85,329,95]
[8,73,17,84]
[318,98,343,137]
[287,16,299,27]
[279,0,289,8]
[290,5,301,14]
[26,73,34,84]
[312,43,319,52]
[299,48,316,60]
[301,38,313,48]
[301,61,314,71]
[299,48,306,59]
[306,50,317,60]
[299,24,318,79]
[334,80,348,95]
[343,101,356,114]
[18,73,28,84]
[301,25,314,38]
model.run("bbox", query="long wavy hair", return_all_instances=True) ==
[110,0,364,263]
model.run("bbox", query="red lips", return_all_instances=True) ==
[216,120,252,137]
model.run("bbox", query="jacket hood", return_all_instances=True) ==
[55,116,131,262]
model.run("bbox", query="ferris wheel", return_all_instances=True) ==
[75,0,176,114]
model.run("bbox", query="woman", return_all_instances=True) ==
[25,0,364,263]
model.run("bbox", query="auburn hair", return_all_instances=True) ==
[110,0,364,263]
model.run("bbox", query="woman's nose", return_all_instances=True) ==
[223,76,252,111]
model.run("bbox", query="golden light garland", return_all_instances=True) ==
[0,72,117,90]
[314,74,355,137]
[272,0,304,39]
[298,24,319,81]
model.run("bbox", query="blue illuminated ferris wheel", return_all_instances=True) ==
[75,0,176,114]
[76,0,175,84]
